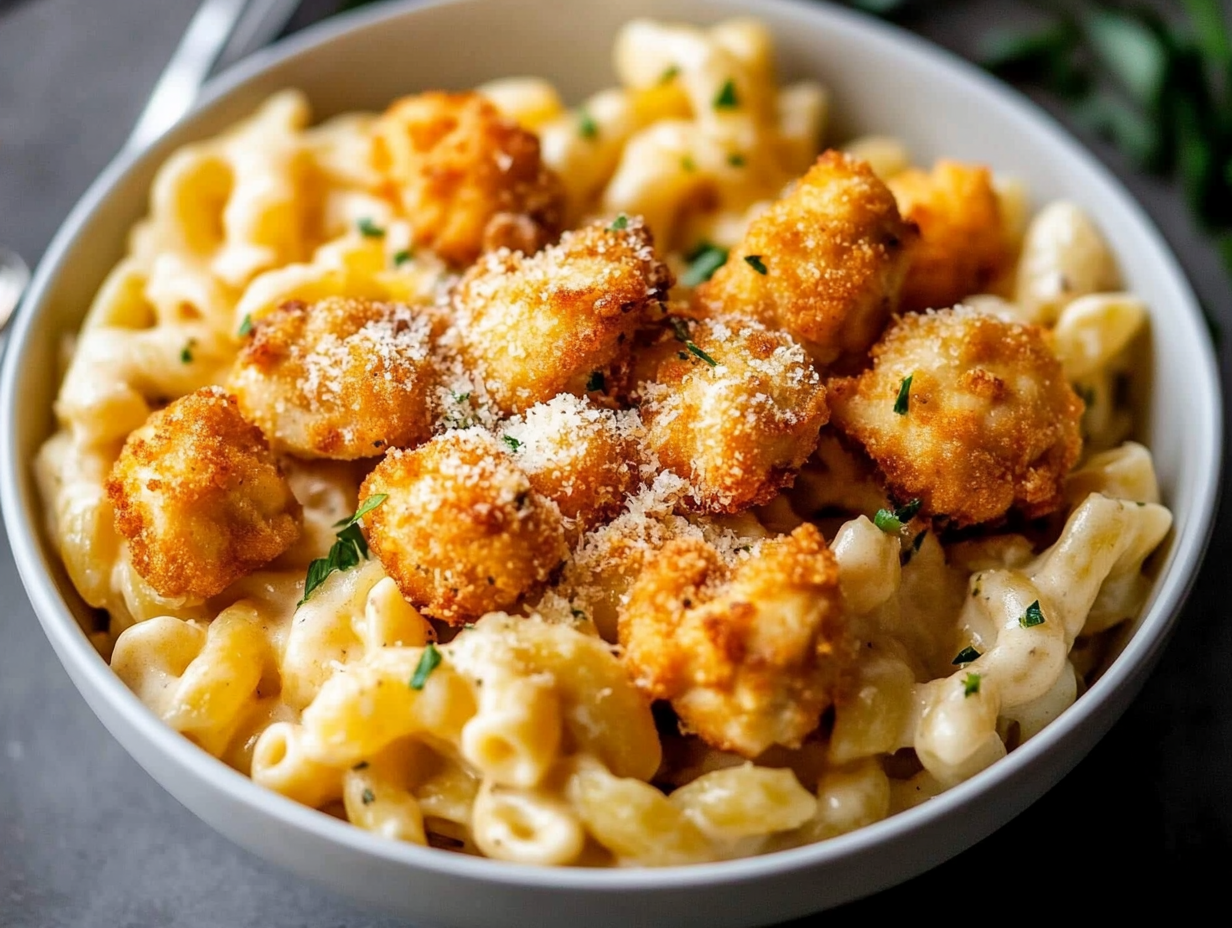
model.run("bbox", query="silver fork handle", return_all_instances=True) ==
[124,0,302,153]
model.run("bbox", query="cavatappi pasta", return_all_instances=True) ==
[37,17,1172,867]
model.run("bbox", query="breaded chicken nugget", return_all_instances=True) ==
[695,151,917,364]
[888,160,1011,312]
[451,216,673,415]
[361,428,568,623]
[634,314,828,513]
[229,297,441,460]
[827,306,1083,526]
[372,91,565,266]
[619,524,850,757]
[107,387,301,600]
[500,394,644,531]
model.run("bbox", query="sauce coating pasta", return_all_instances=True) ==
[36,16,1171,867]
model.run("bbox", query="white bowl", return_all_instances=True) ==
[1,0,1221,924]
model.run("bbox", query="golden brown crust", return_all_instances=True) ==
[888,160,1012,313]
[695,150,917,364]
[633,314,829,513]
[360,429,568,623]
[451,217,673,415]
[827,307,1084,526]
[107,387,301,599]
[372,90,565,266]
[618,524,850,757]
[228,297,442,460]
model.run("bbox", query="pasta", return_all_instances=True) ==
[36,16,1173,867]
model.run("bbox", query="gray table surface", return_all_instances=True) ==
[2,1,1229,925]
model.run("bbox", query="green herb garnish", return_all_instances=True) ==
[393,249,413,266]
[237,314,253,338]
[894,374,913,415]
[667,316,717,367]
[578,109,599,139]
[502,434,522,452]
[180,340,195,364]
[409,643,442,690]
[952,646,981,665]
[608,213,629,231]
[727,152,746,167]
[681,242,728,287]
[714,78,739,109]
[743,254,768,274]
[659,64,680,84]
[873,498,923,533]
[963,672,982,697]
[357,217,385,238]
[681,155,697,172]
[586,370,605,392]
[1019,600,1046,628]
[298,495,388,605]
[361,788,375,805]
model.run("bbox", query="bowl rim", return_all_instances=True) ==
[1,0,1223,894]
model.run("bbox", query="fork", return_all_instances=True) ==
[0,0,303,340]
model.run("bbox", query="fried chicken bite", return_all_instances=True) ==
[634,315,828,513]
[372,90,565,266]
[360,428,568,623]
[827,306,1083,526]
[228,297,442,460]
[450,216,673,415]
[107,387,301,600]
[500,394,644,532]
[619,524,850,757]
[887,160,1012,312]
[695,151,917,365]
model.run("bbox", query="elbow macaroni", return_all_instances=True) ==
[36,16,1174,866]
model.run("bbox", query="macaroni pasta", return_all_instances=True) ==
[36,16,1172,866]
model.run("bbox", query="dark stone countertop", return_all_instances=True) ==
[1,1,1228,925]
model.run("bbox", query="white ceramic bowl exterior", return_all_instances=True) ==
[1,1,1221,925]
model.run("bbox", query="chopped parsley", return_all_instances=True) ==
[393,248,413,266]
[894,374,913,415]
[361,788,375,805]
[727,152,746,167]
[667,316,717,367]
[963,672,982,697]
[686,343,718,366]
[298,495,388,605]
[743,254,768,275]
[681,242,728,287]
[1019,600,1046,628]
[451,391,471,403]
[608,213,629,231]
[873,498,923,534]
[502,434,522,452]
[357,217,385,238]
[409,643,442,690]
[179,339,196,364]
[578,109,599,139]
[681,155,697,172]
[571,608,586,621]
[713,78,739,109]
[586,370,605,392]
[952,646,981,665]
[659,64,680,84]
[237,314,253,338]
